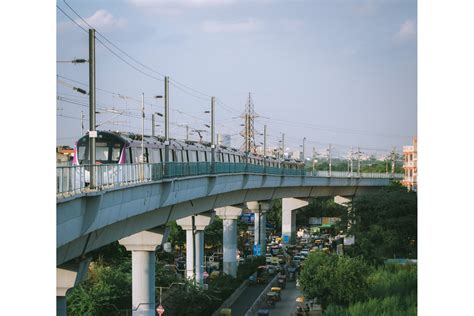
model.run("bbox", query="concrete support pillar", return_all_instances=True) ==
[247,201,272,256]
[56,259,91,316]
[119,228,168,316]
[215,205,243,277]
[185,229,194,279]
[177,212,213,286]
[282,198,309,245]
[195,230,204,286]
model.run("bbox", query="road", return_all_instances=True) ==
[258,281,303,316]
[270,281,302,316]
[228,282,268,316]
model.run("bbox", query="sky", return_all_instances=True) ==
[56,0,417,158]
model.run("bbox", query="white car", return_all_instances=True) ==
[266,254,273,264]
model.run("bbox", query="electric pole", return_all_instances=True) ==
[263,124,267,168]
[350,146,353,176]
[88,29,97,189]
[312,147,316,175]
[282,133,285,160]
[391,147,396,177]
[141,93,145,163]
[152,113,155,137]
[357,147,361,175]
[80,110,84,136]
[164,76,170,163]
[328,144,332,177]
[302,137,306,162]
[211,96,216,169]
[240,93,258,153]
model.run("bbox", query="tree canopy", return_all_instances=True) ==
[342,183,417,265]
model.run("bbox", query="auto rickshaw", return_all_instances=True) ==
[219,308,231,316]
[257,309,270,316]
[266,292,278,307]
[287,267,296,281]
[271,287,282,301]
[257,266,269,284]
[277,275,287,289]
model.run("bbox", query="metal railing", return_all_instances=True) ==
[311,170,404,179]
[57,162,403,198]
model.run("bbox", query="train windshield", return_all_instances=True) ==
[77,132,125,164]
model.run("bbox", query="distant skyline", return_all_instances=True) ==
[56,0,417,158]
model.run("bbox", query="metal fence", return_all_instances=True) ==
[57,162,403,198]
[311,170,404,179]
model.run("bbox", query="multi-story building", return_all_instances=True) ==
[217,134,231,147]
[402,137,417,191]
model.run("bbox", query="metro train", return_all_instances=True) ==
[72,130,304,171]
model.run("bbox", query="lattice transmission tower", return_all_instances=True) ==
[240,92,259,153]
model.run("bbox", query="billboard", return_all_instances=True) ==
[240,213,254,224]
[309,217,322,225]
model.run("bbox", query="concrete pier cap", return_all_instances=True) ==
[334,195,352,207]
[118,227,169,251]
[176,211,214,286]
[176,211,214,231]
[246,200,272,213]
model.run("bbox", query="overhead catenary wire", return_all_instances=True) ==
[57,2,408,154]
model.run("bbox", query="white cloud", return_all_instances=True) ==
[80,10,127,31]
[201,19,263,33]
[128,0,235,14]
[394,19,417,42]
[58,9,127,33]
[354,0,377,15]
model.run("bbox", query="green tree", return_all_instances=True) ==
[67,262,132,316]
[342,184,417,264]
[299,252,372,309]
[295,197,346,227]
[266,199,282,234]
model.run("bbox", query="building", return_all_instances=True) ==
[56,146,74,165]
[402,137,417,191]
[217,134,231,147]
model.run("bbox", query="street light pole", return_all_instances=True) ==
[141,92,145,163]
[282,133,285,160]
[164,76,170,163]
[328,144,332,177]
[211,96,216,170]
[88,28,97,189]
[152,113,155,137]
[263,124,267,168]
[302,137,306,161]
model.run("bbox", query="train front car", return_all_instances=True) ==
[73,131,128,185]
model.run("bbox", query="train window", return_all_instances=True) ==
[77,145,86,162]
[94,142,109,162]
[171,150,176,162]
[224,154,229,162]
[111,144,122,162]
[176,150,183,162]
[151,149,160,163]
[125,148,131,163]
[131,148,141,163]
[198,151,204,162]
[189,150,197,162]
